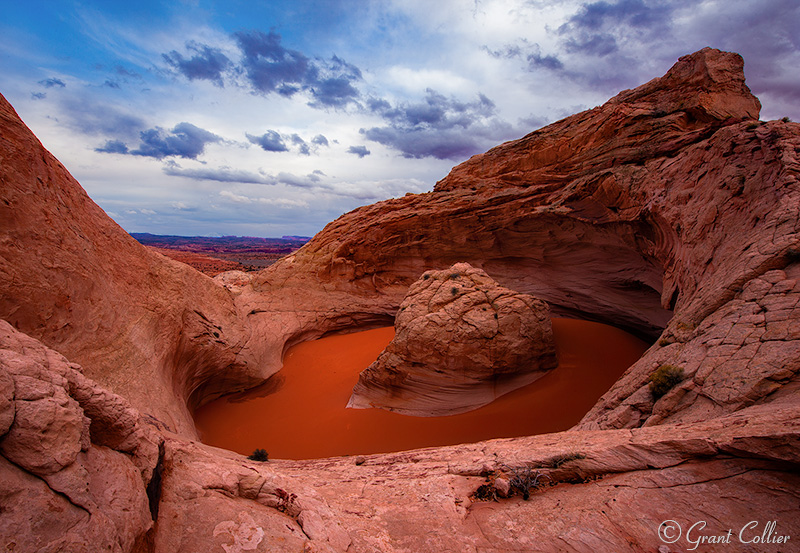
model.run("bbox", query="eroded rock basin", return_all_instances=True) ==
[194,318,648,459]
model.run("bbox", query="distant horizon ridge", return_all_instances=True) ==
[131,232,311,241]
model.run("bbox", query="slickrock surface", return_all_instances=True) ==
[1,47,799,552]
[349,263,557,415]
[3,320,798,551]
[0,320,159,552]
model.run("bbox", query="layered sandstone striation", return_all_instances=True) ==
[1,47,799,552]
[348,263,557,415]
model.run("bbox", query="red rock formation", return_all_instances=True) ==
[349,263,556,415]
[1,47,799,552]
[0,95,268,436]
[0,320,159,551]
[241,48,799,428]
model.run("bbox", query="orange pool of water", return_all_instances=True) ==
[193,318,649,460]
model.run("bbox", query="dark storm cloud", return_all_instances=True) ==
[361,127,484,160]
[541,0,800,109]
[162,161,275,184]
[347,145,370,158]
[558,0,674,58]
[163,42,232,85]
[95,139,129,154]
[308,76,359,107]
[129,122,221,159]
[362,89,513,160]
[306,55,362,107]
[562,33,618,56]
[527,52,565,70]
[247,130,288,152]
[374,89,495,128]
[567,0,665,29]
[482,40,565,72]
[39,78,66,88]
[289,134,310,155]
[234,30,312,94]
[247,130,328,155]
[165,31,363,107]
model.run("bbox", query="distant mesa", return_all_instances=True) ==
[131,233,308,276]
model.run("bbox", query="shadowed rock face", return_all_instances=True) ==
[348,262,557,416]
[1,47,800,551]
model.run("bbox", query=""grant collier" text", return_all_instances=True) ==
[685,520,790,550]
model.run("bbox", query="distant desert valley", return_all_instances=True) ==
[1,48,799,552]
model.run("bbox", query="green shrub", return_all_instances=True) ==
[248,448,269,462]
[648,365,684,399]
[781,116,791,123]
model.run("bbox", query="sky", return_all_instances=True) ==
[1,0,798,238]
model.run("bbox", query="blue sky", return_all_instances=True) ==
[1,0,798,237]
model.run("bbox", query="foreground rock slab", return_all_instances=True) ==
[349,262,557,415]
[0,320,159,552]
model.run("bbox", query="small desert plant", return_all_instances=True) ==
[658,337,673,347]
[546,452,586,469]
[248,448,269,462]
[472,483,498,502]
[781,116,791,123]
[746,122,759,130]
[503,465,551,500]
[648,365,684,399]
[451,287,458,295]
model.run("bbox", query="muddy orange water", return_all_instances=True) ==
[194,318,649,460]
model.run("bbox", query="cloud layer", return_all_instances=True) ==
[3,0,798,238]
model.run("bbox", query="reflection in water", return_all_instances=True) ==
[194,318,649,460]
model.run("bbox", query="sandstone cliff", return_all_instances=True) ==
[0,96,278,436]
[243,47,766,345]
[240,47,799,429]
[1,47,799,552]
